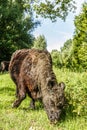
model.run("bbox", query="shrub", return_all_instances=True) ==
[54,68,87,117]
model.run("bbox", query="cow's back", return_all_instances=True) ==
[19,49,53,91]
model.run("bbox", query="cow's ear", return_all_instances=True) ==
[59,82,65,90]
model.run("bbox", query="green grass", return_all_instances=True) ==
[0,70,87,130]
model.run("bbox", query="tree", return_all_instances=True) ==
[61,39,73,68]
[32,0,76,21]
[32,35,47,50]
[0,0,76,62]
[61,39,72,52]
[0,0,39,62]
[51,50,63,68]
[72,2,87,70]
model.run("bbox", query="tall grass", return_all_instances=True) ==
[0,69,87,130]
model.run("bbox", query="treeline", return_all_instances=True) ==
[0,0,75,62]
[51,3,87,71]
[0,1,87,71]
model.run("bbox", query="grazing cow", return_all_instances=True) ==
[9,49,66,123]
[0,61,9,72]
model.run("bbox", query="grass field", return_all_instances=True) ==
[0,69,87,130]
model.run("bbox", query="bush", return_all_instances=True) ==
[54,68,87,117]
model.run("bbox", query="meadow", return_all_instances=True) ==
[0,68,87,130]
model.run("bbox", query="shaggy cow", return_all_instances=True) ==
[0,61,9,72]
[9,49,65,123]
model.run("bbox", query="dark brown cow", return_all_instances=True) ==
[0,61,9,72]
[9,49,66,123]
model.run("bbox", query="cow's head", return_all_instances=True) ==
[43,81,65,123]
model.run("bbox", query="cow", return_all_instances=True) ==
[9,49,66,123]
[0,61,9,72]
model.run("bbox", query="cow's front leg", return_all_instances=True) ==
[15,85,19,98]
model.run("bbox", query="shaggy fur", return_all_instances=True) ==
[9,49,65,123]
[9,49,29,97]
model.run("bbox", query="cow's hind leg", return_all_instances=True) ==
[12,84,26,108]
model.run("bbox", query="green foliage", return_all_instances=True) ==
[54,68,87,117]
[0,0,39,62]
[72,2,87,71]
[0,0,77,63]
[61,39,72,52]
[33,0,76,21]
[51,50,63,68]
[51,39,74,69]
[0,70,87,130]
[53,3,87,71]
[32,35,47,50]
[61,39,73,68]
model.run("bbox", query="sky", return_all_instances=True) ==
[33,0,87,52]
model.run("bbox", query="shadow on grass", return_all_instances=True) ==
[59,103,78,125]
